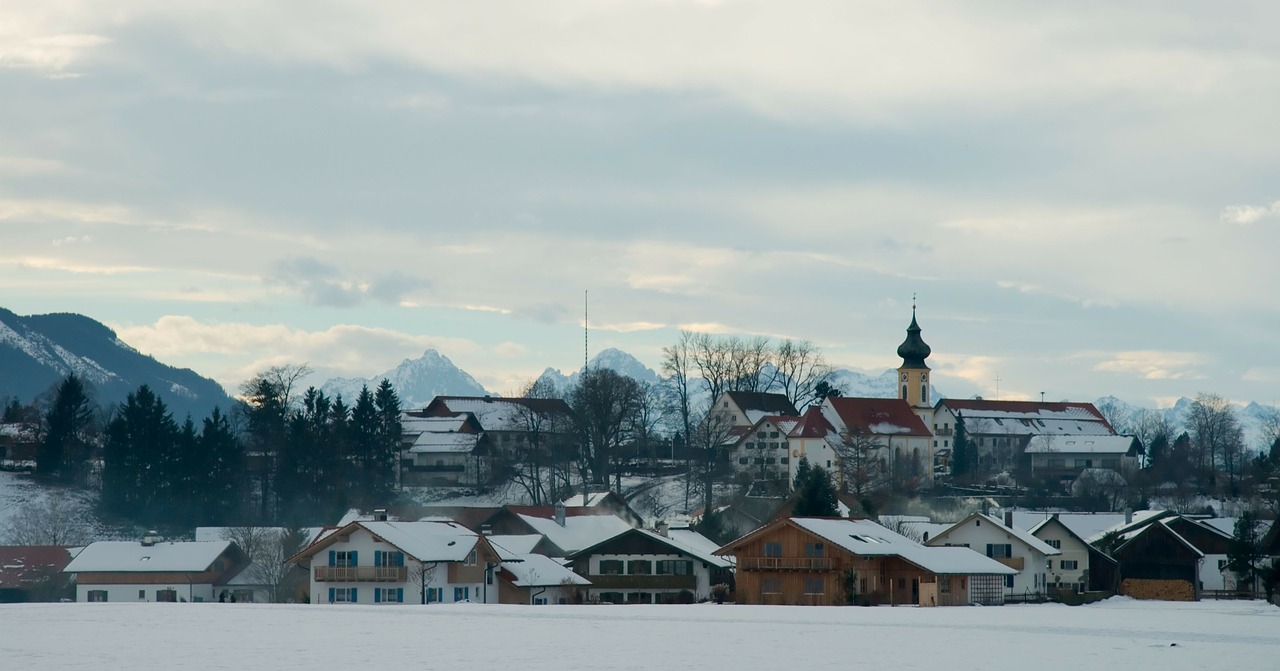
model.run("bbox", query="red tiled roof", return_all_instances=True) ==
[825,397,931,436]
[939,399,1106,422]
[789,407,836,439]
[0,546,74,589]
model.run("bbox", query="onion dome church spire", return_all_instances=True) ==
[896,298,931,370]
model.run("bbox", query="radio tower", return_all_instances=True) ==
[584,290,589,373]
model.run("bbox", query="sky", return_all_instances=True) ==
[2,1,1279,408]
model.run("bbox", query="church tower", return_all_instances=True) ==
[896,303,932,413]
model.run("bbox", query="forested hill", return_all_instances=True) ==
[0,308,232,419]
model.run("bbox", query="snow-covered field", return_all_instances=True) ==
[2,598,1276,670]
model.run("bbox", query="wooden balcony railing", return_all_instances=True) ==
[934,428,954,436]
[739,556,834,571]
[314,566,408,582]
[995,557,1024,571]
[586,574,696,590]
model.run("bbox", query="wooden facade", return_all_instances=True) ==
[1112,523,1200,599]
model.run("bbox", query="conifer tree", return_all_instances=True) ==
[794,464,839,517]
[200,407,244,523]
[373,379,403,502]
[38,374,97,481]
[950,413,971,482]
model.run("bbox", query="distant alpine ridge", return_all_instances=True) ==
[0,308,232,419]
[321,349,490,409]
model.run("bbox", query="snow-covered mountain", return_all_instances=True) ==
[535,348,662,394]
[1095,395,1278,450]
[826,368,944,402]
[321,349,490,410]
[0,307,231,418]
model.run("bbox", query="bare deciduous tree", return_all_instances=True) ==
[2,496,93,546]
[220,526,309,603]
[774,339,832,411]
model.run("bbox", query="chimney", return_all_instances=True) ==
[373,509,388,522]
[141,531,161,547]
[1003,510,1014,528]
[1124,508,1133,525]
[554,502,566,527]
[655,521,669,538]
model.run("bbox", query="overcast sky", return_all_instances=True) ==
[3,2,1279,408]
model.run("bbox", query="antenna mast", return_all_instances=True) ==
[584,290,589,373]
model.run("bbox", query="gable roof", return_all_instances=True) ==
[0,546,74,588]
[500,553,590,588]
[928,513,1061,556]
[724,392,799,416]
[1026,515,1119,566]
[517,514,634,556]
[789,407,839,439]
[65,541,236,574]
[567,527,734,568]
[789,518,1017,575]
[822,397,930,437]
[1113,519,1205,559]
[937,399,1114,435]
[289,520,486,564]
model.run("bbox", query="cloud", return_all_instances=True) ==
[1221,201,1280,225]
[1091,350,1205,381]
[268,257,429,307]
[0,32,110,72]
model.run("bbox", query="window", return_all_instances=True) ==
[330,587,356,603]
[599,560,624,575]
[762,577,782,594]
[598,592,624,604]
[765,458,775,465]
[453,587,470,602]
[627,592,653,604]
[940,578,951,594]
[374,551,405,567]
[770,431,779,438]
[781,457,789,465]
[628,560,652,575]
[465,549,478,566]
[1005,575,1014,589]
[375,588,404,603]
[745,442,754,449]
[763,542,782,558]
[330,550,357,567]
[1045,539,1061,550]
[1074,459,1092,469]
[755,457,765,465]
[803,578,824,595]
[897,578,906,590]
[986,544,1012,559]
[1060,560,1079,570]
[739,457,749,465]
[1048,458,1065,468]
[425,587,443,603]
[804,542,825,558]
[156,589,177,603]
[88,590,107,602]
[657,560,692,575]
[533,596,547,605]
[138,589,146,600]
[758,431,766,439]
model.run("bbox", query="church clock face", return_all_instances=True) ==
[901,373,908,382]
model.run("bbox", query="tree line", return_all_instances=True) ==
[2,365,402,529]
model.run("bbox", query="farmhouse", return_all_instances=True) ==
[63,536,247,603]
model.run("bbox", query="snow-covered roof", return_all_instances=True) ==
[928,514,1061,557]
[1024,435,1136,454]
[487,535,543,555]
[561,492,612,507]
[939,401,1114,436]
[65,541,233,573]
[409,431,480,454]
[655,528,734,568]
[1086,510,1171,543]
[500,553,589,588]
[518,514,633,555]
[1010,511,1130,541]
[357,521,481,563]
[426,397,574,432]
[790,518,1017,575]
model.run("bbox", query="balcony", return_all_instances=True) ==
[934,428,954,436]
[586,574,697,590]
[994,556,1024,571]
[739,556,834,571]
[314,566,408,582]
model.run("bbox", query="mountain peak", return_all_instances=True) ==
[322,349,489,409]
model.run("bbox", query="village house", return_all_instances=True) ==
[497,553,590,605]
[399,413,487,486]
[933,398,1117,475]
[0,546,75,603]
[1091,512,1234,596]
[925,512,1060,597]
[1023,435,1141,485]
[566,525,733,604]
[1025,513,1119,593]
[821,396,935,490]
[63,535,248,603]
[718,517,1016,606]
[288,514,506,605]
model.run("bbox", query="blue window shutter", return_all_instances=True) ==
[397,588,404,603]
[328,588,335,603]
[375,589,382,603]
[375,551,383,567]
[351,588,357,603]
[329,550,336,566]
[395,552,404,567]
[350,551,358,566]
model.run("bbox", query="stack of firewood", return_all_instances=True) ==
[1119,578,1196,601]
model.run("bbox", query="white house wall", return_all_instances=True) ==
[76,582,216,603]
[931,518,1051,595]
[305,528,492,605]
[1032,525,1090,588]
[586,553,715,601]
